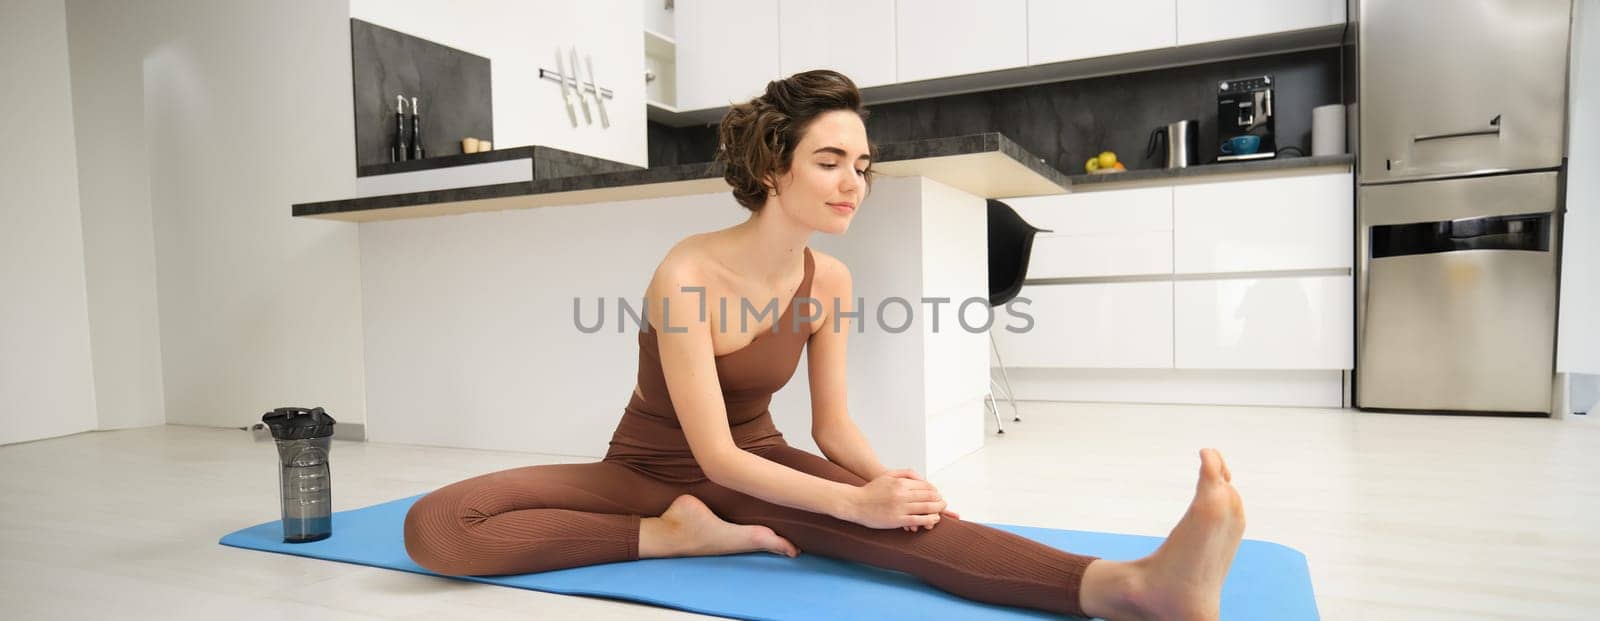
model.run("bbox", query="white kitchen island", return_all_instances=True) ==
[295,133,1064,475]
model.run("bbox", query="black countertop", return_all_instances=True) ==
[357,145,643,178]
[1064,154,1355,187]
[294,133,1068,219]
[295,139,1351,221]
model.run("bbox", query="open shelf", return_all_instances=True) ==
[644,28,675,61]
[644,28,678,119]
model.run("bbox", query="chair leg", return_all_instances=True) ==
[990,379,1014,431]
[984,391,1004,435]
[990,334,1022,422]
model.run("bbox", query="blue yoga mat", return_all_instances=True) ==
[220,494,1318,620]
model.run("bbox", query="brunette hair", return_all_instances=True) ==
[715,70,874,211]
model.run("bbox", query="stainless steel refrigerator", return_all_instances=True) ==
[1355,0,1574,415]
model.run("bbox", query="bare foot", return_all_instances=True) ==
[1121,448,1246,621]
[652,494,798,559]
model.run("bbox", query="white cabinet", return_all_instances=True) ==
[1009,186,1173,235]
[675,0,781,111]
[1008,186,1174,278]
[993,282,1173,368]
[1029,233,1173,279]
[1173,173,1352,274]
[1176,0,1345,46]
[672,0,1345,111]
[779,0,896,89]
[1174,275,1353,369]
[897,0,1028,82]
[993,168,1356,375]
[678,0,894,109]
[1028,0,1177,65]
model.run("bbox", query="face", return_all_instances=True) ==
[767,110,871,235]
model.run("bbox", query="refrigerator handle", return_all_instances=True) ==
[1413,115,1501,143]
[1369,211,1551,259]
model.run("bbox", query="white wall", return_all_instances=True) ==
[350,0,647,168]
[0,0,99,444]
[61,0,368,429]
[64,0,166,431]
[1560,0,1600,375]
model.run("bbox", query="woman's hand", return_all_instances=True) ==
[843,469,947,530]
[892,470,960,532]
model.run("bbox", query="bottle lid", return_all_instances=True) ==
[262,406,337,440]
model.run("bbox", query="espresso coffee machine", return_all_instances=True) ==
[1216,75,1277,162]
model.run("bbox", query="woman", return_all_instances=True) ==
[403,70,1245,620]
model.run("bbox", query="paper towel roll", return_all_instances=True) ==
[1313,104,1346,156]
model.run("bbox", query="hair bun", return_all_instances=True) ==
[714,70,872,211]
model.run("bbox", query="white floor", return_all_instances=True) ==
[3,402,1598,620]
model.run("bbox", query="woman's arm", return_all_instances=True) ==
[647,252,860,521]
[814,418,889,481]
[805,254,888,481]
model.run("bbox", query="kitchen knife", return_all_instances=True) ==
[585,53,610,129]
[570,47,592,125]
[555,50,578,127]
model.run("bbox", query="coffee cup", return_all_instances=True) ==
[1221,135,1262,155]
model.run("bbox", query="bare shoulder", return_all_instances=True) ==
[643,237,718,327]
[806,249,854,329]
[649,234,720,285]
[807,248,852,295]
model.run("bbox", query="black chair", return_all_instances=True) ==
[985,199,1051,435]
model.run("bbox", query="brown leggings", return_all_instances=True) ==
[403,444,1095,617]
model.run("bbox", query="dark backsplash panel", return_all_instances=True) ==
[648,48,1343,173]
[648,121,721,169]
[351,19,493,171]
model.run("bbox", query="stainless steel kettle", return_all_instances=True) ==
[1146,120,1200,169]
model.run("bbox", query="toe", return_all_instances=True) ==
[1199,449,1226,483]
[755,527,798,557]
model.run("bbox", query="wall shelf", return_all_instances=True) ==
[644,28,679,118]
[644,28,675,61]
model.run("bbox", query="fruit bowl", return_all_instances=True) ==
[1084,151,1126,174]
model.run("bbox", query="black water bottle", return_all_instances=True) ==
[392,94,409,162]
[409,96,424,160]
[263,406,337,543]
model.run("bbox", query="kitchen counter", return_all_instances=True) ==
[356,145,642,178]
[296,133,1068,222]
[1065,154,1354,190]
